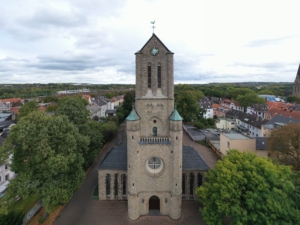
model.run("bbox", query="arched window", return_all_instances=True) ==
[153,127,157,136]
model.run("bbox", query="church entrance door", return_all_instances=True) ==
[149,196,160,211]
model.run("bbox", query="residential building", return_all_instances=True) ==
[87,96,114,119]
[261,114,300,137]
[0,98,23,112]
[226,109,269,137]
[220,132,256,156]
[246,103,268,119]
[220,99,244,112]
[215,118,236,130]
[264,101,300,120]
[199,97,213,118]
[0,135,16,197]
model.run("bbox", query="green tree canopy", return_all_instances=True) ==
[287,95,300,104]
[225,87,255,99]
[257,89,274,95]
[100,121,118,141]
[0,111,87,213]
[236,92,265,109]
[122,90,135,115]
[267,123,300,171]
[175,90,203,122]
[18,101,39,119]
[196,150,299,225]
[55,97,90,132]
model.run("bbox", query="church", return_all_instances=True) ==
[98,33,209,220]
[293,64,300,97]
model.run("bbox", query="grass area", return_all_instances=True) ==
[11,195,40,214]
[92,185,99,200]
[196,140,211,149]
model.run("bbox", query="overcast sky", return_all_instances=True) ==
[0,0,299,84]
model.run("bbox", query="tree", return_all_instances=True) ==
[175,90,203,122]
[55,97,90,133]
[257,89,274,95]
[18,101,39,119]
[236,92,265,109]
[43,96,59,103]
[225,87,255,99]
[83,121,104,169]
[122,90,135,115]
[58,95,88,107]
[196,150,299,225]
[0,111,87,213]
[287,95,300,104]
[46,104,58,112]
[100,121,118,141]
[267,123,300,171]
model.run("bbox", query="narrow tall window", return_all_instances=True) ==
[114,174,118,197]
[122,174,127,195]
[153,127,157,136]
[106,174,111,196]
[190,173,195,197]
[157,66,161,88]
[148,66,151,88]
[182,174,186,195]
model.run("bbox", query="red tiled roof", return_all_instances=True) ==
[39,106,46,111]
[212,104,220,108]
[1,98,22,103]
[266,102,300,120]
[11,107,20,114]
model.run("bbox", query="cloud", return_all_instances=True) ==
[246,35,298,47]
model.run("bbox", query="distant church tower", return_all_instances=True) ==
[126,34,183,220]
[293,64,300,97]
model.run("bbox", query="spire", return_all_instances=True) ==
[126,105,140,121]
[169,106,183,121]
[297,64,300,76]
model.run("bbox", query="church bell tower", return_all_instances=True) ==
[126,34,183,220]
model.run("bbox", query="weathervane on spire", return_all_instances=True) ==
[151,21,155,34]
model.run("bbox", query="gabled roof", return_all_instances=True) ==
[267,102,300,120]
[136,33,173,54]
[98,145,210,171]
[169,107,183,121]
[264,114,300,126]
[226,109,268,129]
[0,98,22,103]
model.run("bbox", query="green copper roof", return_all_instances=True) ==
[169,107,183,121]
[126,106,140,121]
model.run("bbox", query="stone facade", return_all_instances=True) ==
[98,34,210,221]
[293,64,300,97]
[127,34,182,220]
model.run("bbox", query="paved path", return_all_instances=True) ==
[54,124,219,225]
[182,129,219,168]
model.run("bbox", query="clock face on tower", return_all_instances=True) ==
[151,47,159,56]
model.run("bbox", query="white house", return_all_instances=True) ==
[87,96,115,119]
